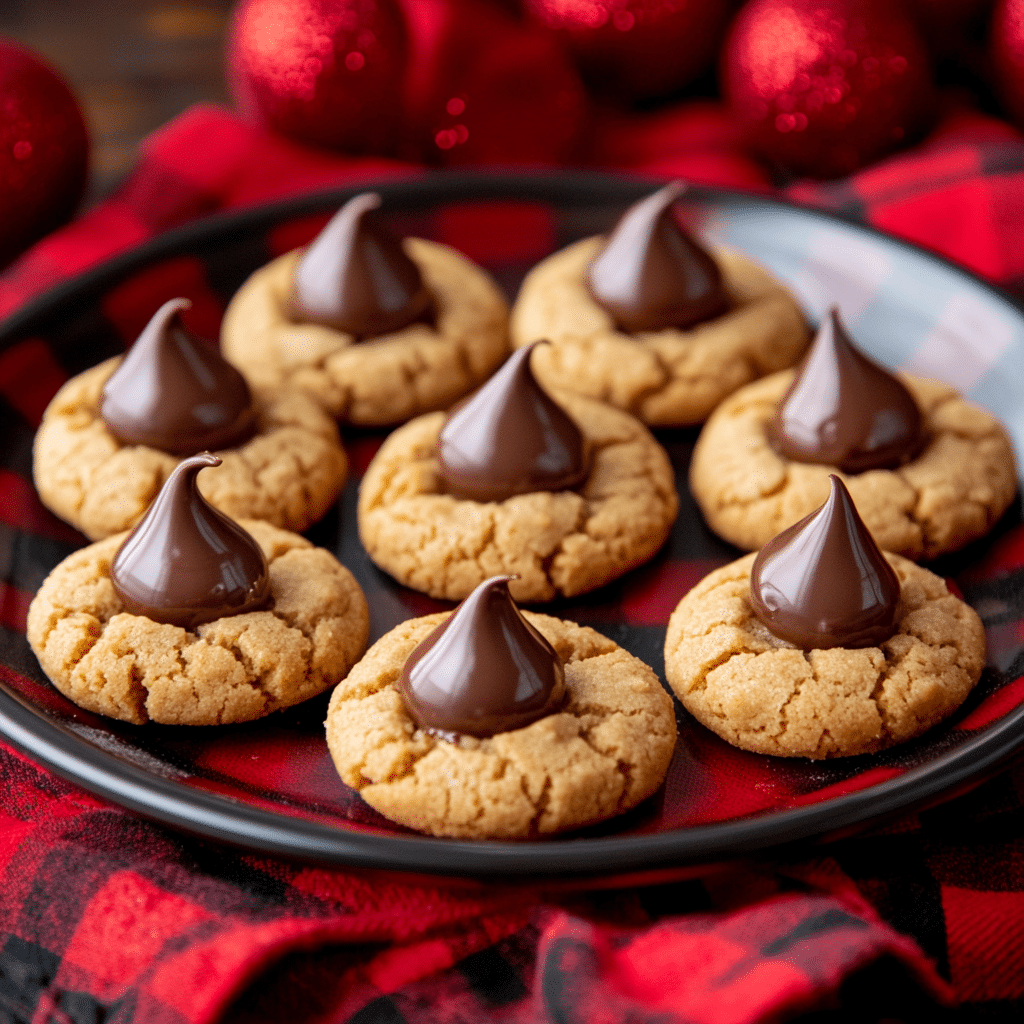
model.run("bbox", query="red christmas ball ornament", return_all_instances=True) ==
[991,0,1024,129]
[521,0,731,102]
[0,38,88,268]
[227,0,409,154]
[398,0,588,165]
[722,0,936,179]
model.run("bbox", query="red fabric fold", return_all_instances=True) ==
[2,100,1023,1023]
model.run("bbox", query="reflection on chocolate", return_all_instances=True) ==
[586,180,729,333]
[111,452,271,629]
[288,191,432,337]
[438,341,590,503]
[100,298,257,456]
[750,475,901,650]
[767,307,925,473]
[399,575,565,738]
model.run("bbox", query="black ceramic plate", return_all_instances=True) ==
[2,170,1023,883]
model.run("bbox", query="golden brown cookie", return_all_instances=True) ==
[690,371,1018,560]
[357,392,679,602]
[509,237,809,426]
[27,519,369,725]
[325,611,677,839]
[664,551,986,759]
[32,357,347,541]
[220,240,511,426]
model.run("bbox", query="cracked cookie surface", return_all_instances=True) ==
[325,611,677,838]
[33,358,348,541]
[220,239,511,426]
[27,519,369,725]
[690,371,1018,560]
[357,393,679,602]
[664,551,986,758]
[509,236,809,426]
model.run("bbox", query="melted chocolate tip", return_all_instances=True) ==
[767,306,925,473]
[100,297,257,456]
[111,453,271,630]
[750,475,901,650]
[289,191,432,337]
[438,341,590,503]
[399,575,565,738]
[587,180,729,333]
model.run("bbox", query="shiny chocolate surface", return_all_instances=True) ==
[586,180,729,333]
[100,297,257,456]
[438,341,590,503]
[288,191,432,337]
[111,453,271,629]
[767,307,925,473]
[750,475,901,650]
[399,576,565,738]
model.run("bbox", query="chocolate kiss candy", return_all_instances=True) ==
[586,180,729,333]
[399,576,565,738]
[288,191,432,337]
[767,307,925,473]
[438,341,590,502]
[750,475,901,650]
[100,297,257,456]
[111,452,271,629]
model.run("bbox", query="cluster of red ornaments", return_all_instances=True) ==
[225,0,1022,178]
[5,0,1024,268]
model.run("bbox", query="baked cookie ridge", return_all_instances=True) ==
[510,235,809,426]
[326,610,677,839]
[27,519,369,725]
[357,392,679,602]
[220,237,511,426]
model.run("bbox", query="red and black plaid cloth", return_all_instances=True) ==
[2,101,1024,1023]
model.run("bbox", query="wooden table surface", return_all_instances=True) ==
[1,0,236,202]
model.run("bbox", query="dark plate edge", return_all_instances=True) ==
[2,670,1023,879]
[4,167,1023,345]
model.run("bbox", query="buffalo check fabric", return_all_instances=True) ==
[0,101,1023,1022]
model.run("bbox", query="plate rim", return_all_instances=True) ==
[2,672,1022,878]
[5,167,1023,347]
[2,167,1023,880]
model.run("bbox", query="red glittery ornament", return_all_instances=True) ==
[227,0,409,154]
[0,38,88,268]
[521,0,731,102]
[722,0,936,179]
[991,0,1024,130]
[398,0,588,165]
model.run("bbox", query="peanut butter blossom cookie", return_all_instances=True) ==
[28,454,369,725]
[509,181,809,426]
[220,191,511,426]
[690,307,1018,560]
[665,477,986,759]
[33,297,347,541]
[326,576,677,839]
[357,342,679,602]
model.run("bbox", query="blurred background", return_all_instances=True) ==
[0,1,234,201]
[0,0,1015,267]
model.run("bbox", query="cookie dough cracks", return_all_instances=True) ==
[220,239,510,426]
[326,612,677,839]
[33,358,348,541]
[27,520,369,725]
[509,237,809,426]
[664,552,986,758]
[358,393,679,602]
[690,371,1018,560]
